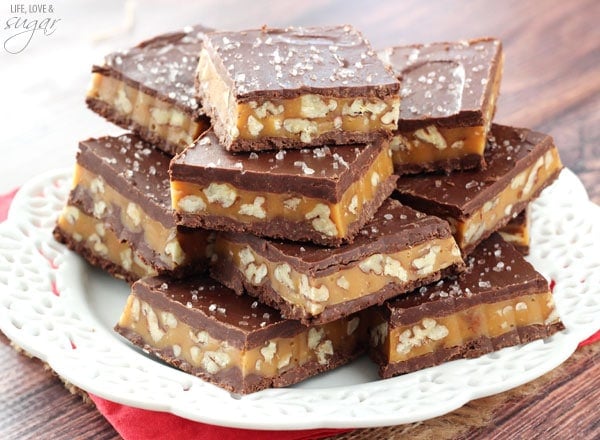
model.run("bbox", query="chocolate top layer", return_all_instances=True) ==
[379,38,502,129]
[395,124,555,219]
[133,275,306,350]
[92,24,212,115]
[77,134,174,226]
[385,233,549,326]
[221,199,454,277]
[170,129,386,203]
[202,25,400,101]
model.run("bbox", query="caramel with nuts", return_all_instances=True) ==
[115,275,368,393]
[119,295,364,378]
[498,208,530,252]
[372,291,559,364]
[453,147,561,252]
[88,74,208,154]
[57,205,156,279]
[215,236,462,318]
[74,164,211,271]
[234,95,400,143]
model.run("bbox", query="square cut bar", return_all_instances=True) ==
[498,206,530,255]
[395,124,563,255]
[114,275,368,394]
[379,38,503,174]
[170,130,396,246]
[196,25,400,151]
[368,234,564,379]
[86,25,212,155]
[53,134,212,283]
[211,199,464,325]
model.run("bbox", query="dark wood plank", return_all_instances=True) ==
[0,333,120,440]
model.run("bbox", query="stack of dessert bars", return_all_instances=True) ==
[53,24,564,394]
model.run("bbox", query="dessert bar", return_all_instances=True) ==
[379,38,503,174]
[115,275,367,394]
[211,199,464,324]
[368,233,564,378]
[498,206,530,255]
[196,25,400,151]
[395,124,562,255]
[87,25,212,155]
[54,134,212,282]
[170,130,396,246]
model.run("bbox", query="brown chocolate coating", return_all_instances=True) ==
[115,275,368,393]
[393,153,484,176]
[382,233,551,326]
[394,124,560,220]
[77,134,174,226]
[201,25,400,102]
[90,24,212,116]
[127,275,307,351]
[170,129,388,203]
[380,38,502,129]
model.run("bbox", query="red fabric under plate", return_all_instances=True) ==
[88,394,349,440]
[1,188,597,440]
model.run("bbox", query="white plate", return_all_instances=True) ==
[0,168,599,430]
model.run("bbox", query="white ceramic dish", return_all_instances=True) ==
[0,168,598,430]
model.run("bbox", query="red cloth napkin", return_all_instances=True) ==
[88,395,348,440]
[1,187,597,440]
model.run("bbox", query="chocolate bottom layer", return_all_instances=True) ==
[373,322,565,379]
[86,98,208,156]
[394,153,484,176]
[53,225,139,284]
[115,326,364,394]
[178,175,398,247]
[211,261,463,325]
[225,129,393,152]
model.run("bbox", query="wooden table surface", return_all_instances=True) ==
[1,0,599,439]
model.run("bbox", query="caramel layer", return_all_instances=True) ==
[171,143,394,240]
[391,125,485,167]
[215,236,462,317]
[371,290,560,364]
[87,74,207,154]
[117,294,365,383]
[452,147,561,252]
[57,205,156,279]
[74,165,211,270]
